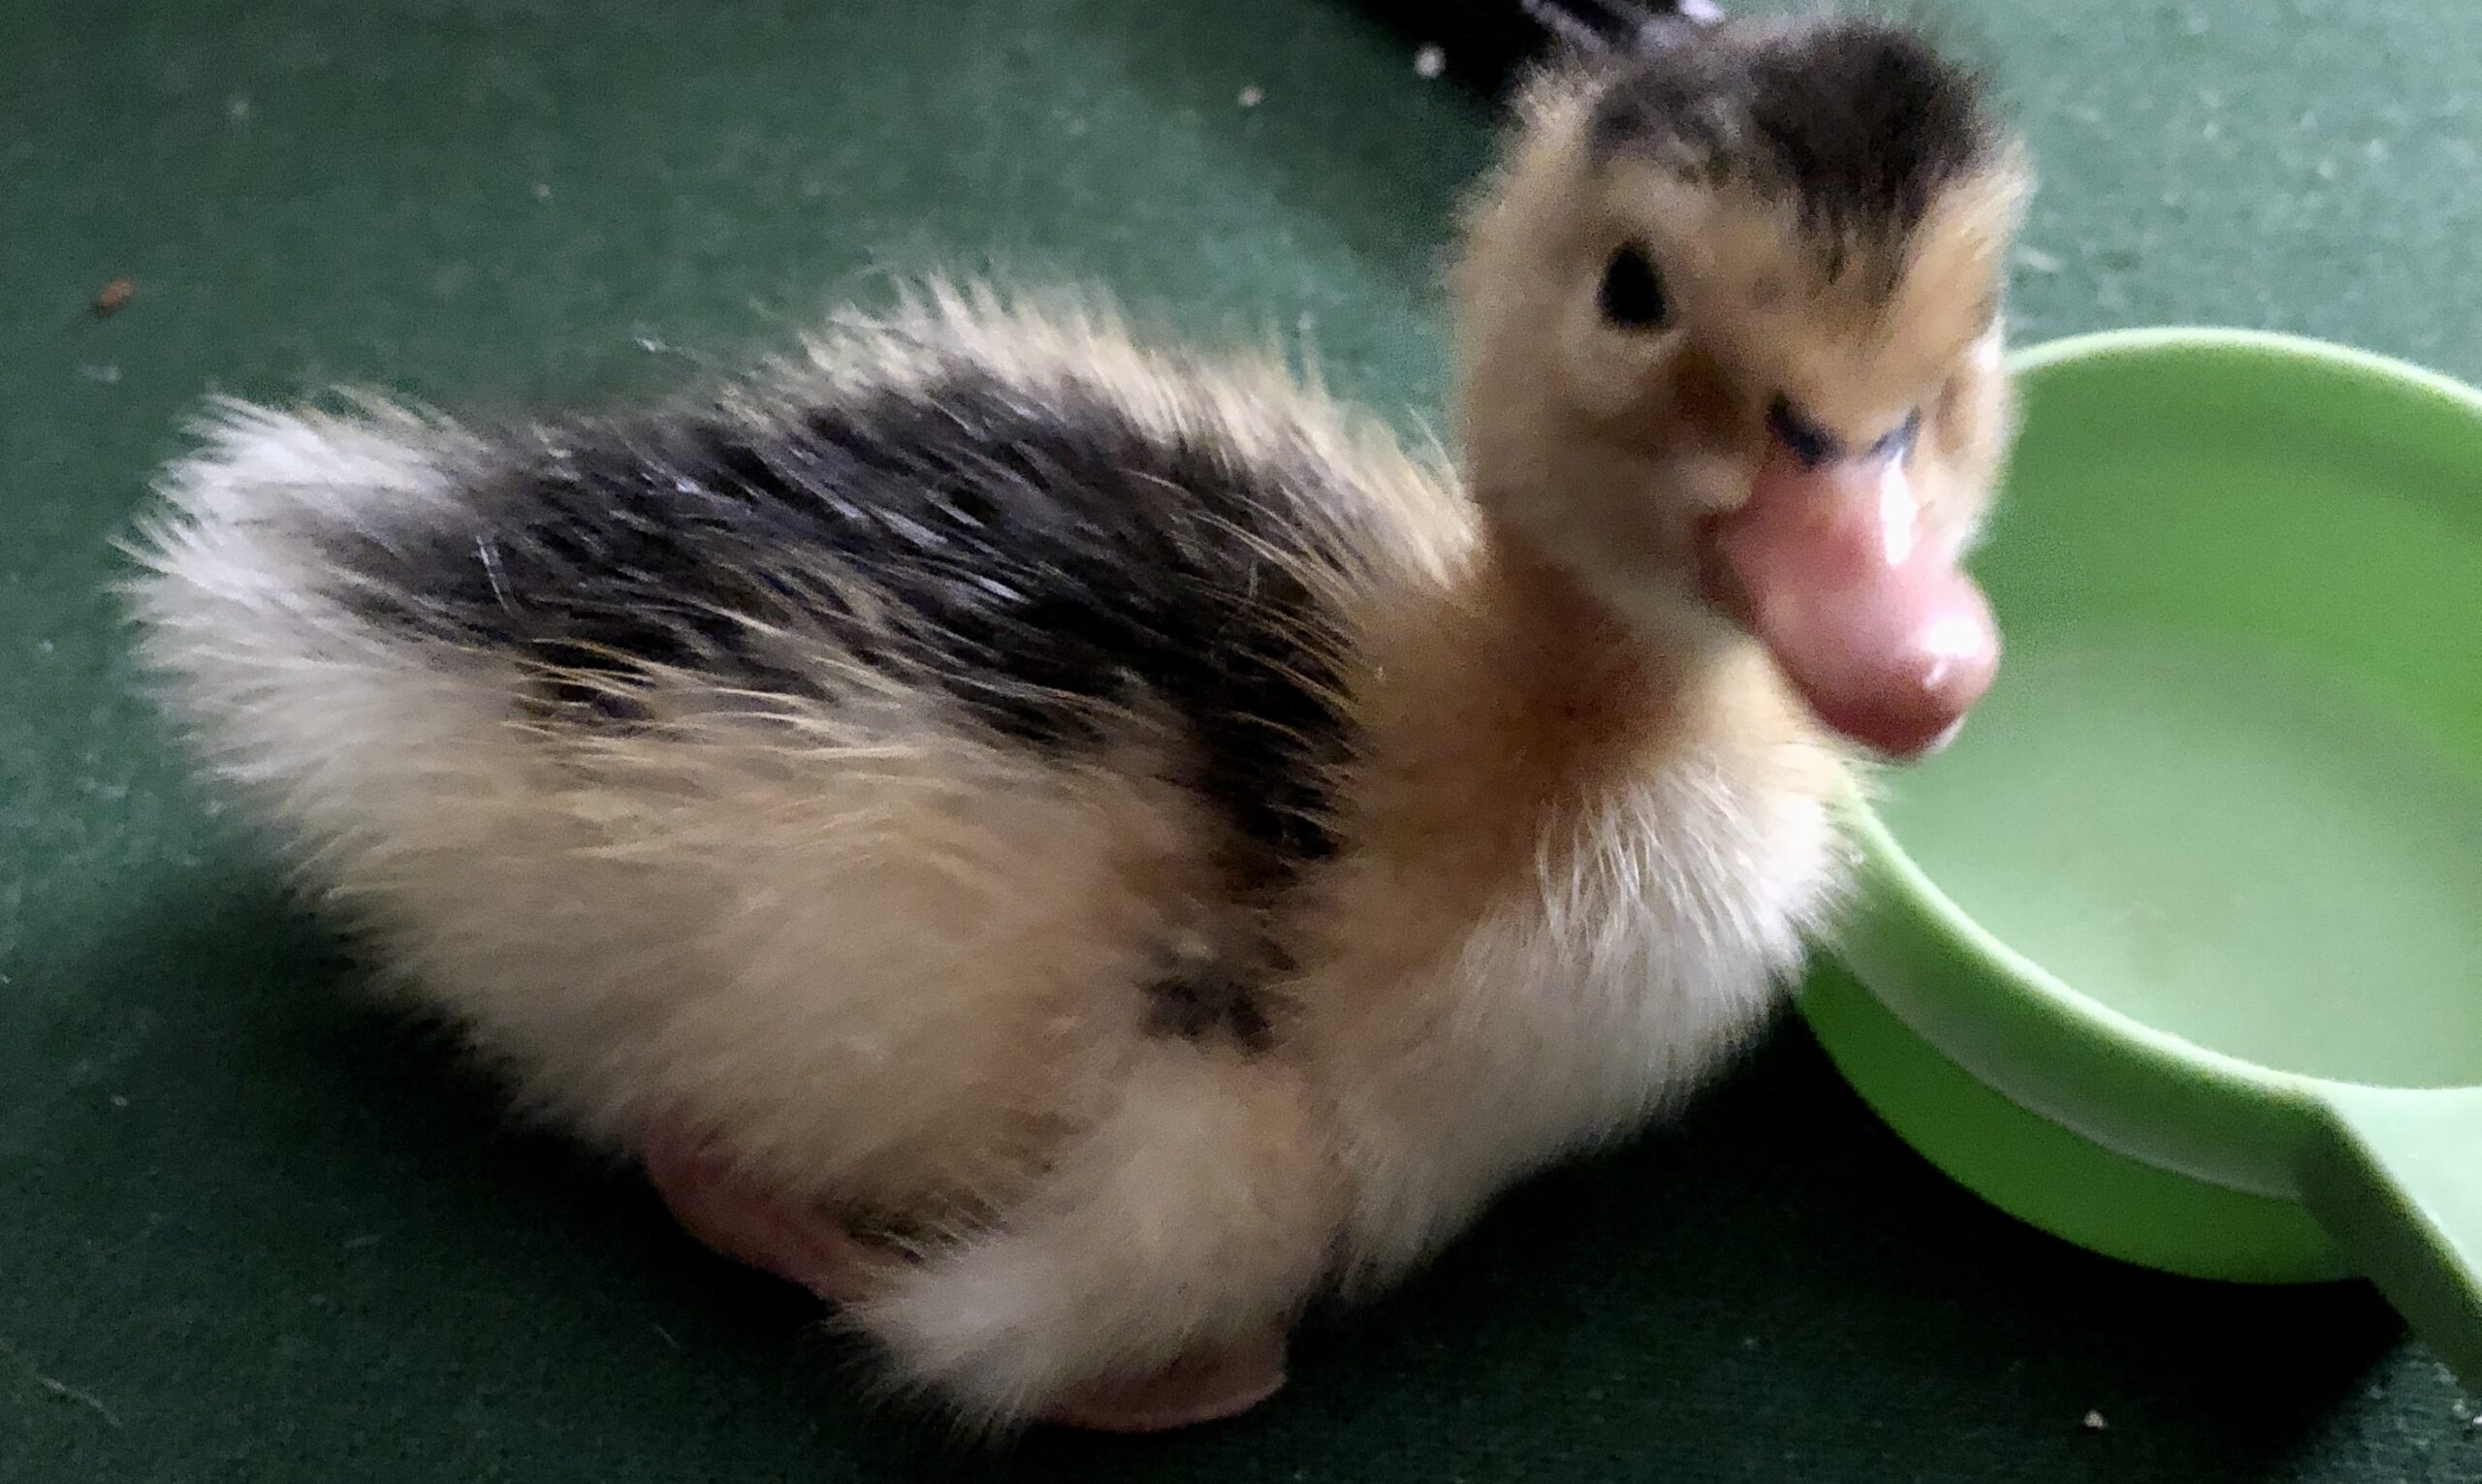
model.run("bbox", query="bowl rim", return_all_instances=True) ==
[1844,324,2482,1114]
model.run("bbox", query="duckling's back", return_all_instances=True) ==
[126,288,1465,1213]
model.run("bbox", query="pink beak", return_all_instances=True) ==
[1703,446,2000,760]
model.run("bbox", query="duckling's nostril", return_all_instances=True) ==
[1768,399,1922,468]
[1870,409,1925,462]
[1766,395,1838,468]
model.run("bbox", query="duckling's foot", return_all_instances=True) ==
[641,1114,893,1307]
[1041,1328,1289,1433]
[645,1114,1284,1432]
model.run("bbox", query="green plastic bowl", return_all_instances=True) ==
[1798,327,2482,1385]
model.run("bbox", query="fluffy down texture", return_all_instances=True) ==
[126,285,1849,1425]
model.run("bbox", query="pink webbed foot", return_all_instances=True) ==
[641,1113,1289,1432]
[1041,1327,1289,1433]
[640,1115,893,1307]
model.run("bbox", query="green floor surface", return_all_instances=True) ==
[5,1,2478,1479]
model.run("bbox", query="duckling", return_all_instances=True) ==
[127,11,2028,1434]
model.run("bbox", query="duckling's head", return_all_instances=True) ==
[1452,12,2029,758]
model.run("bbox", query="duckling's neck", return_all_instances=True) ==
[1350,516,1746,885]
[1308,512,1845,1285]
[1453,532,1689,757]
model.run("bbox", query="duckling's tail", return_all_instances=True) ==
[121,396,511,863]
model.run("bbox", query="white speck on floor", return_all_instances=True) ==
[2083,1410,2109,1431]
[1238,83,1263,109]
[1414,44,1446,79]
[1,1339,122,1431]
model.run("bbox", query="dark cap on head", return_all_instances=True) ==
[1588,16,2007,244]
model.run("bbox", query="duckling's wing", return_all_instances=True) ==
[136,294,1464,907]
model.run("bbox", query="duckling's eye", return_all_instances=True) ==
[1597,242,1669,330]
